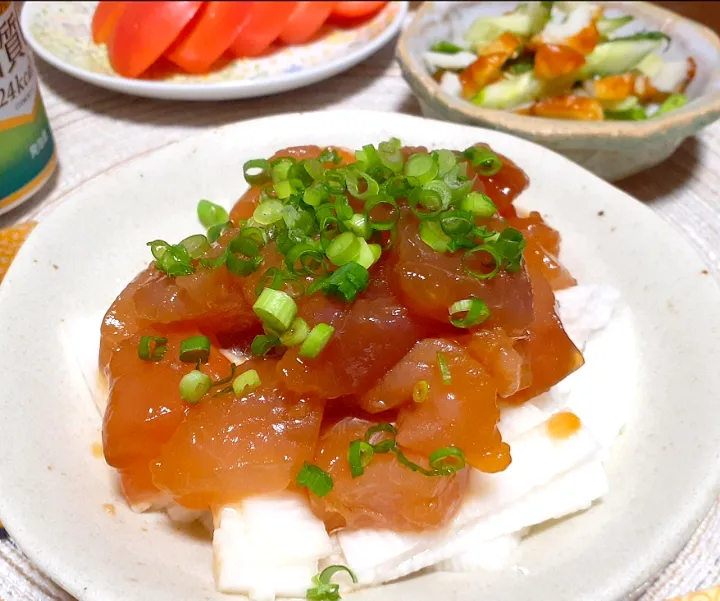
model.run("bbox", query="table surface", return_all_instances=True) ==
[1,9,720,601]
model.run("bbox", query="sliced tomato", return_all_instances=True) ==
[229,2,298,58]
[91,1,127,45]
[108,1,203,78]
[331,1,387,19]
[167,2,253,74]
[279,2,337,45]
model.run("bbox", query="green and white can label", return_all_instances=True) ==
[0,1,57,216]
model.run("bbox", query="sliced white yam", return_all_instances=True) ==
[440,71,463,98]
[423,50,477,71]
[434,533,522,572]
[497,402,550,441]
[338,419,601,585]
[540,4,595,44]
[651,60,690,92]
[213,493,332,600]
[58,312,107,413]
[555,285,621,351]
[166,503,206,525]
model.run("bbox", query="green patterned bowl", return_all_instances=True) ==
[397,1,720,181]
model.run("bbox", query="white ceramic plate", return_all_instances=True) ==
[0,110,719,601]
[20,2,407,101]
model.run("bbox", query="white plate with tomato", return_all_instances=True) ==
[21,1,406,101]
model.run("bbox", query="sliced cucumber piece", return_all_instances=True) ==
[472,72,543,110]
[582,37,664,76]
[597,15,633,37]
[465,2,550,45]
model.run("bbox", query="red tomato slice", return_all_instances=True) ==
[279,2,336,45]
[167,2,253,74]
[228,1,298,58]
[108,1,203,78]
[331,1,387,19]
[91,1,127,45]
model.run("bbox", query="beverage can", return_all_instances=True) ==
[0,1,57,216]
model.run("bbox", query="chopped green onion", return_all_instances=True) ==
[179,370,211,404]
[439,209,474,237]
[409,187,446,220]
[364,194,399,231]
[199,249,228,270]
[179,335,211,363]
[299,323,335,358]
[382,175,413,200]
[448,297,491,328]
[318,148,341,164]
[207,221,232,244]
[147,239,171,261]
[464,146,503,176]
[197,200,229,229]
[655,93,687,117]
[344,213,371,239]
[326,232,362,267]
[423,180,452,207]
[280,317,310,347]
[239,226,266,247]
[285,243,326,276]
[253,200,285,224]
[232,369,261,397]
[419,220,452,252]
[296,462,333,497]
[137,336,168,362]
[365,422,398,453]
[304,182,330,207]
[437,352,452,385]
[347,440,375,478]
[303,158,326,181]
[378,139,404,173]
[492,227,526,272]
[251,334,280,357]
[226,234,263,276]
[354,239,378,269]
[435,149,458,176]
[243,158,272,186]
[369,243,382,262]
[179,234,211,259]
[461,191,497,217]
[430,40,464,54]
[322,262,370,302]
[462,244,502,280]
[405,153,438,185]
[428,446,466,475]
[149,241,194,277]
[344,169,380,200]
[273,180,294,200]
[271,157,295,183]
[325,170,346,194]
[211,363,238,388]
[413,380,429,403]
[334,194,354,221]
[306,565,358,601]
[253,288,298,332]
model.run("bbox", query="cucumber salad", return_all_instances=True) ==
[424,1,696,121]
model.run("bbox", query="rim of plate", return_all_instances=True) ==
[0,110,719,601]
[20,2,408,101]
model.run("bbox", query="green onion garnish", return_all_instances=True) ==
[251,334,280,357]
[464,146,503,176]
[439,209,474,237]
[179,370,211,404]
[253,288,298,333]
[413,380,429,403]
[197,200,229,229]
[405,153,439,185]
[147,240,194,277]
[430,40,464,54]
[304,182,330,207]
[344,213,371,239]
[232,369,261,397]
[243,158,272,186]
[364,422,398,453]
[344,169,380,200]
[326,232,362,267]
[322,262,370,302]
[226,233,263,276]
[285,243,326,276]
[179,335,211,363]
[364,194,399,231]
[318,148,341,164]
[462,244,502,280]
[137,336,168,362]
[279,317,310,347]
[347,440,375,478]
[419,220,452,252]
[299,323,335,359]
[429,446,466,475]
[253,200,285,225]
[306,565,358,601]
[448,297,491,328]
[437,352,452,385]
[207,221,232,244]
[296,462,334,497]
[461,191,497,217]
